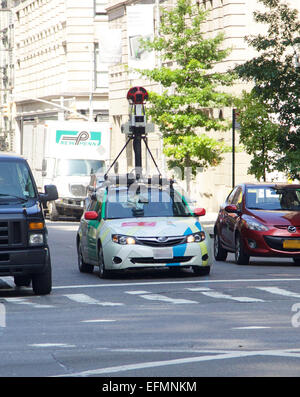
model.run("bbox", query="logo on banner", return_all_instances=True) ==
[56,130,101,146]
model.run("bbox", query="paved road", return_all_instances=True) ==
[1,220,300,379]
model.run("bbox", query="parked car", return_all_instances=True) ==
[214,183,300,265]
[76,176,212,277]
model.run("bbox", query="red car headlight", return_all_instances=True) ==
[242,215,269,231]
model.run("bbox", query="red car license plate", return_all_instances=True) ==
[283,240,300,249]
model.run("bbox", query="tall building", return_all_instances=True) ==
[8,0,110,155]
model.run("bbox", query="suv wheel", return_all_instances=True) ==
[77,244,94,273]
[32,256,52,295]
[214,232,228,261]
[235,234,249,265]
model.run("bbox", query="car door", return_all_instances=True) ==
[86,196,103,264]
[220,186,242,249]
[226,187,243,249]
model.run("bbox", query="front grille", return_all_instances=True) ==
[274,225,300,231]
[70,184,86,197]
[264,236,300,251]
[130,256,193,264]
[136,236,186,247]
[0,217,25,249]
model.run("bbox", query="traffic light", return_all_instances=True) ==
[2,102,11,118]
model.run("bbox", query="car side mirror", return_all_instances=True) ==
[84,211,98,220]
[39,185,58,203]
[193,208,206,216]
[225,204,239,213]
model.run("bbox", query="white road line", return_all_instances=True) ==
[52,278,300,290]
[29,343,75,348]
[3,297,54,308]
[55,351,260,377]
[200,290,265,303]
[63,293,124,306]
[81,319,116,323]
[232,326,271,330]
[186,287,265,302]
[125,290,150,295]
[255,286,300,299]
[139,293,198,304]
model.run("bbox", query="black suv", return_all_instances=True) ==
[0,153,58,295]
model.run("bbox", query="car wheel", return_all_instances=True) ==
[77,244,94,273]
[193,266,210,276]
[98,244,109,279]
[14,275,31,287]
[214,232,228,261]
[32,256,52,295]
[235,234,249,265]
[293,258,300,265]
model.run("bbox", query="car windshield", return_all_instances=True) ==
[246,186,300,211]
[105,187,192,219]
[56,159,105,176]
[0,160,36,201]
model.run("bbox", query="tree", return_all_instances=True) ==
[135,0,235,191]
[235,0,300,180]
[235,91,280,181]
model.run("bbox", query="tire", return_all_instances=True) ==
[214,232,228,261]
[48,201,59,221]
[77,244,94,273]
[98,244,109,279]
[235,234,249,265]
[193,266,210,276]
[14,275,31,287]
[32,257,52,295]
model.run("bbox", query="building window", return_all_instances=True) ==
[94,0,107,15]
[94,43,108,89]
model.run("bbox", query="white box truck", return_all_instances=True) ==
[22,120,110,221]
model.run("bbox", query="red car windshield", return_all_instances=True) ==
[246,187,300,211]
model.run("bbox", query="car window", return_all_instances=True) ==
[226,187,238,204]
[245,186,300,211]
[232,187,242,206]
[105,187,191,219]
[0,161,36,200]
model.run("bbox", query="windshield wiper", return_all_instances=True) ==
[0,194,28,203]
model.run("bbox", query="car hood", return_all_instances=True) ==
[247,210,300,226]
[105,217,203,237]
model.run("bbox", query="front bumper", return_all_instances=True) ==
[56,197,85,215]
[242,229,300,258]
[103,238,212,271]
[0,247,49,276]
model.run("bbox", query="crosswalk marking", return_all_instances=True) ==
[63,293,124,306]
[3,297,54,308]
[254,286,300,299]
[186,287,265,302]
[138,293,198,304]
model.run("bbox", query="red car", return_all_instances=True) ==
[214,183,300,265]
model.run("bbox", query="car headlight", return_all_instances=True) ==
[186,231,205,243]
[243,215,269,231]
[29,233,44,246]
[112,234,136,245]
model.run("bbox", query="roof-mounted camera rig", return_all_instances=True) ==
[104,86,159,182]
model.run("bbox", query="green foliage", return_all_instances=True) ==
[135,0,235,179]
[235,91,280,181]
[235,0,300,180]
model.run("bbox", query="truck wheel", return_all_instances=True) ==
[14,275,31,287]
[32,257,52,295]
[48,201,59,221]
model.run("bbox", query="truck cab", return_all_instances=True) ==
[0,153,58,295]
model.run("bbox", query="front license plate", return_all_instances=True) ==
[153,248,173,260]
[283,240,300,249]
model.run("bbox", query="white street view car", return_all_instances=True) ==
[76,176,212,278]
